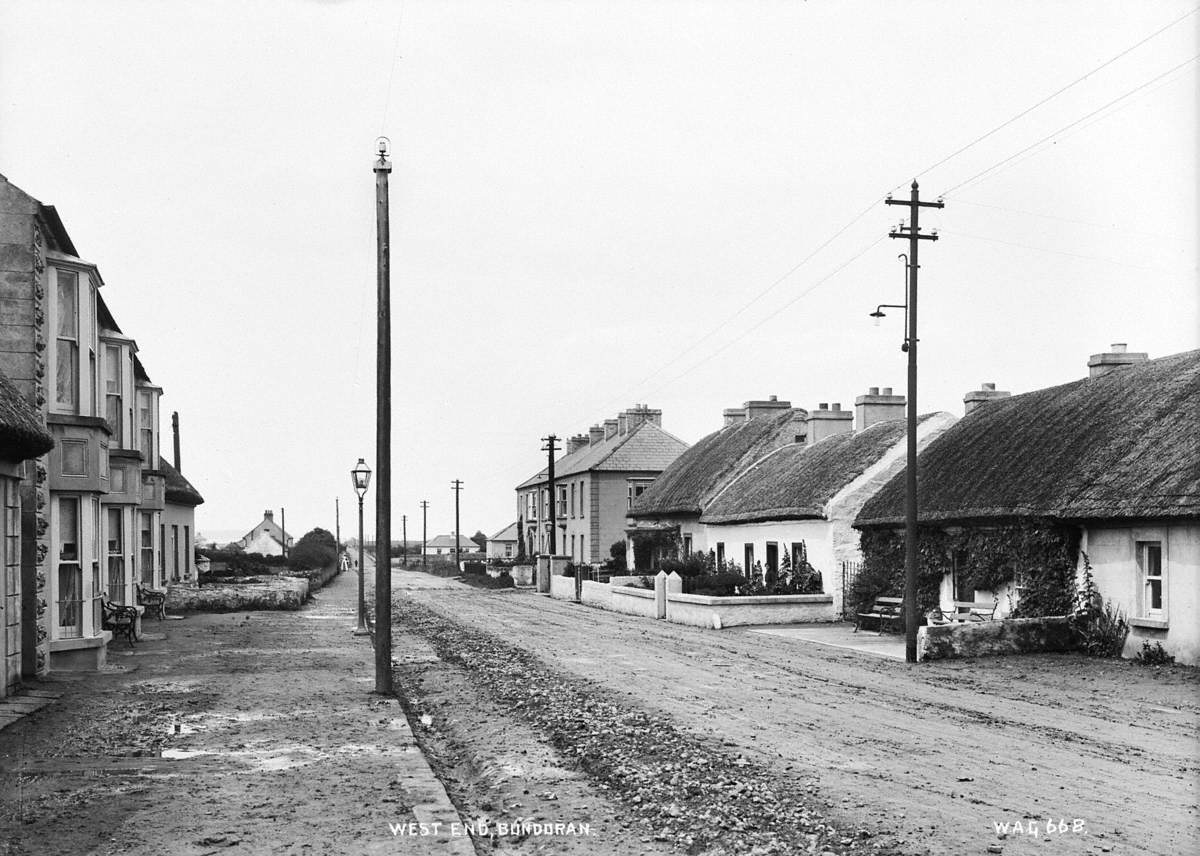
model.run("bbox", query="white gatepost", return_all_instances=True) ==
[536,555,551,593]
[654,570,668,619]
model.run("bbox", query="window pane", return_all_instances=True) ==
[1149,579,1163,610]
[107,507,122,552]
[1145,544,1161,577]
[56,340,78,407]
[59,498,79,561]
[56,271,77,337]
[61,440,87,476]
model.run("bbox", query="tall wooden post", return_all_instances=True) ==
[374,139,393,693]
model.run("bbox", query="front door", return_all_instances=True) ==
[2,480,17,696]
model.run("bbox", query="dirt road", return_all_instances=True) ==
[391,571,1199,856]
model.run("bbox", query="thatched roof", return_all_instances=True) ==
[161,459,204,507]
[702,416,944,524]
[0,370,53,462]
[517,421,689,489]
[855,350,1200,527]
[628,409,805,518]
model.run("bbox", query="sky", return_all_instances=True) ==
[1,1,1196,544]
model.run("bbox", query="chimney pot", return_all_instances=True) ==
[1088,343,1148,378]
[769,394,777,402]
[807,401,854,445]
[882,386,892,395]
[868,386,879,395]
[964,383,1011,414]
[832,402,842,411]
[818,402,828,410]
[1111,343,1127,353]
[855,386,907,430]
[265,510,273,519]
[982,382,995,391]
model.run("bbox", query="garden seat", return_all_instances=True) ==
[136,583,168,620]
[101,599,139,647]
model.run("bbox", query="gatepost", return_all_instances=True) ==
[666,571,682,621]
[654,570,668,619]
[536,555,551,594]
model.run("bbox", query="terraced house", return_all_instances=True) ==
[517,405,689,565]
[855,346,1200,665]
[0,173,203,675]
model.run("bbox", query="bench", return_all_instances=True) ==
[136,583,168,621]
[940,600,997,623]
[101,599,139,647]
[855,596,904,634]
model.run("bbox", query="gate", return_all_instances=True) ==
[840,561,862,620]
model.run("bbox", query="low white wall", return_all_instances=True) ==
[610,586,658,618]
[580,579,610,608]
[666,592,835,628]
[549,573,575,600]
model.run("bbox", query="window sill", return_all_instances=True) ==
[1129,617,1168,630]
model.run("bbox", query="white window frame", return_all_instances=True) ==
[1137,539,1165,618]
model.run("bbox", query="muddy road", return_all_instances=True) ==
[391,571,1199,856]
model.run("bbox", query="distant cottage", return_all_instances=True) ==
[238,510,292,556]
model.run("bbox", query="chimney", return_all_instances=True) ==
[172,411,181,471]
[1087,342,1148,378]
[588,424,604,445]
[603,418,619,440]
[963,382,1012,414]
[806,402,854,446]
[566,434,589,454]
[744,394,792,420]
[617,412,629,436]
[723,407,747,426]
[854,386,906,430]
[264,510,274,520]
[624,404,662,433]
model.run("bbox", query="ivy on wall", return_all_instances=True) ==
[855,521,1080,619]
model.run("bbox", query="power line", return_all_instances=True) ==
[379,1,406,135]
[913,4,1200,182]
[938,229,1187,274]
[640,234,888,400]
[940,52,1200,198]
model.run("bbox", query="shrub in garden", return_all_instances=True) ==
[1072,555,1129,658]
[607,540,627,572]
[1134,641,1175,666]
[288,528,338,571]
[688,572,749,596]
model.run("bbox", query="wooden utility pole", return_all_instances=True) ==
[401,514,407,566]
[281,507,287,559]
[450,481,463,571]
[541,435,560,555]
[420,500,429,568]
[886,180,943,664]
[335,497,341,566]
[373,137,394,694]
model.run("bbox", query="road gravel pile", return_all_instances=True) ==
[398,598,878,856]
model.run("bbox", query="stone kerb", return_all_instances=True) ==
[919,615,1077,660]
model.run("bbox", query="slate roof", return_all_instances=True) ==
[628,409,805,518]
[241,513,290,546]
[517,421,689,489]
[161,459,204,507]
[488,522,519,542]
[701,415,947,524]
[427,533,482,549]
[0,370,53,462]
[855,350,1200,527]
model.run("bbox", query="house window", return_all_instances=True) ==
[557,486,567,518]
[504,542,513,558]
[579,481,585,517]
[766,542,779,580]
[137,390,154,464]
[106,506,125,604]
[160,523,166,578]
[140,513,154,585]
[570,483,576,517]
[55,270,80,410]
[61,439,87,476]
[1138,541,1164,615]
[111,465,126,493]
[682,534,693,557]
[185,525,191,579]
[570,534,575,560]
[172,525,180,581]
[57,497,83,637]
[716,542,725,569]
[105,344,122,440]
[744,543,754,576]
[580,534,585,562]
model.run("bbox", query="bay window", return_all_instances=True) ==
[55,271,79,410]
[56,498,83,638]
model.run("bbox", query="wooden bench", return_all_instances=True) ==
[136,583,168,621]
[101,599,139,647]
[940,600,997,623]
[855,596,904,634]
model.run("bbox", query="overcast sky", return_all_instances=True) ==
[2,1,1196,544]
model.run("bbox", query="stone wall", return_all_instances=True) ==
[609,586,658,619]
[167,576,310,612]
[918,616,1077,660]
[665,593,835,628]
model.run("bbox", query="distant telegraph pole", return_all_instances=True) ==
[420,500,429,568]
[541,435,560,555]
[335,497,341,564]
[886,180,943,664]
[401,514,407,567]
[281,507,287,559]
[373,136,394,694]
[450,481,463,571]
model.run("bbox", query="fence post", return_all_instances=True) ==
[654,570,668,619]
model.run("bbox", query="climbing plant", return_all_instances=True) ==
[855,521,1081,619]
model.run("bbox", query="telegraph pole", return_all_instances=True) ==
[420,500,429,569]
[401,514,407,567]
[373,137,394,694]
[335,497,341,568]
[541,435,559,556]
[450,481,463,571]
[281,507,287,559]
[886,180,943,664]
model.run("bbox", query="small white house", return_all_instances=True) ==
[486,522,519,560]
[237,510,292,556]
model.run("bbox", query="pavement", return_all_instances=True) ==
[744,620,907,659]
[0,565,474,856]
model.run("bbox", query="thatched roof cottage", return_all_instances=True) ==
[855,346,1200,664]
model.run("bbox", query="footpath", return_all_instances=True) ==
[0,567,472,856]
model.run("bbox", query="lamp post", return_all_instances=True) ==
[351,458,371,636]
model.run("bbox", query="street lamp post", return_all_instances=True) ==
[351,458,371,636]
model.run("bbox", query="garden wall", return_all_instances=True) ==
[167,576,310,612]
[549,574,575,600]
[610,586,658,619]
[580,579,610,608]
[665,593,835,628]
[918,616,1076,660]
